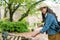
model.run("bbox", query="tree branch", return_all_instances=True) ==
[12,3,20,14]
[4,7,8,18]
[18,0,45,21]
[4,0,9,5]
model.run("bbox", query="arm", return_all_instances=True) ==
[32,14,54,37]
[40,15,53,33]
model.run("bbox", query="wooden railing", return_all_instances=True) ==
[1,27,48,40]
[7,35,31,40]
[2,32,32,40]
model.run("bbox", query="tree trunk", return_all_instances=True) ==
[9,13,13,22]
[9,8,13,22]
[8,3,13,22]
[4,7,7,18]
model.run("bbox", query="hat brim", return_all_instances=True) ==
[38,6,48,10]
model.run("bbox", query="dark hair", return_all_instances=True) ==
[42,7,57,22]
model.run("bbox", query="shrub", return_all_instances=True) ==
[0,19,30,33]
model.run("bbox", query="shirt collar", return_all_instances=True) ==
[45,13,48,17]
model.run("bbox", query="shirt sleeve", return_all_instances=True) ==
[40,15,53,33]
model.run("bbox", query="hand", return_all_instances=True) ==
[32,34,37,37]
[32,32,40,37]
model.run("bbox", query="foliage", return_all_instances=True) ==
[0,19,29,33]
[0,0,25,22]
[18,0,45,21]
[0,0,45,22]
[0,0,60,22]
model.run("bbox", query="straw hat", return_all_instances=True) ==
[38,2,48,10]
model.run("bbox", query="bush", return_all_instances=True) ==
[0,19,30,33]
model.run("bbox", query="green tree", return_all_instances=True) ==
[1,0,24,22]
[1,0,44,22]
[18,0,44,21]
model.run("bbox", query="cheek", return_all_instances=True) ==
[42,9,47,12]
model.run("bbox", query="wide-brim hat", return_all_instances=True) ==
[38,2,48,10]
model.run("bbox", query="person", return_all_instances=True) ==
[32,3,60,40]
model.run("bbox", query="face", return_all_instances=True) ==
[40,7,47,14]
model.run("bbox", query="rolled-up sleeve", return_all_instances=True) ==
[40,15,53,33]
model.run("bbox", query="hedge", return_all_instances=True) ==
[0,20,30,33]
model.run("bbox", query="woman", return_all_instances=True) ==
[32,3,60,40]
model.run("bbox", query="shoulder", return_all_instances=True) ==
[46,13,55,20]
[47,13,54,17]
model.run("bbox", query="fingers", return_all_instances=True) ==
[31,34,37,37]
